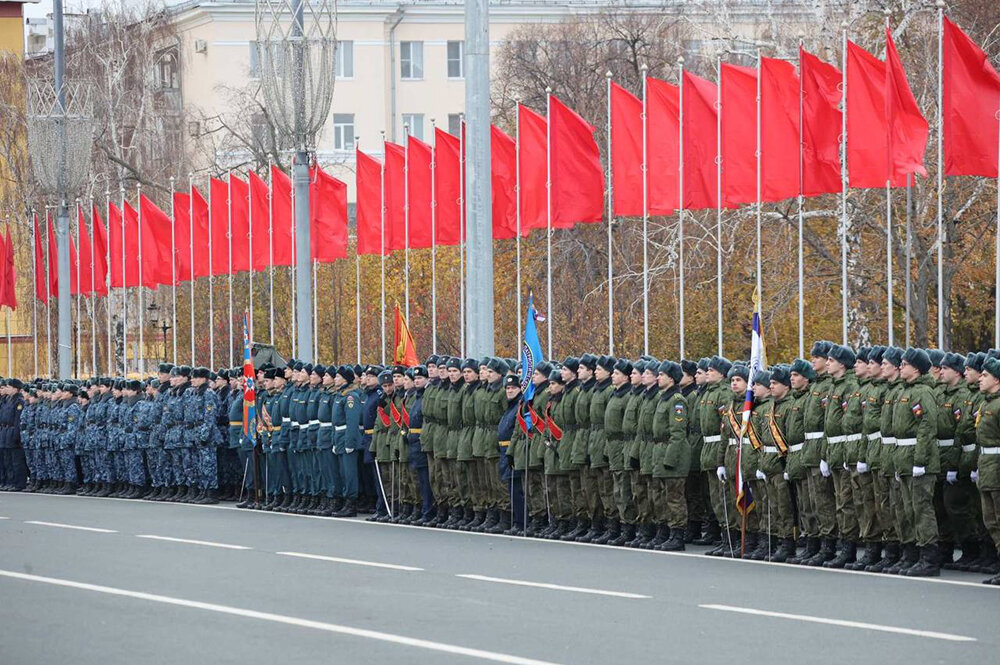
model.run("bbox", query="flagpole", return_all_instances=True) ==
[45,207,51,376]
[355,251,361,365]
[75,199,81,377]
[104,192,111,374]
[188,173,195,366]
[380,130,387,365]
[995,109,1000,348]
[290,158,297,360]
[170,176,177,364]
[120,185,126,375]
[905,173,912,347]
[137,183,145,374]
[605,72,614,356]
[936,0,944,349]
[312,259,318,359]
[797,40,805,358]
[841,23,849,346]
[641,64,649,356]
[404,123,410,322]
[545,88,553,360]
[90,194,96,373]
[510,103,522,355]
[248,171,254,344]
[715,57,723,356]
[459,114,466,358]
[429,121,438,354]
[755,50,763,307]
[268,157,275,347]
[228,169,234,368]
[208,176,215,370]
[31,209,38,376]
[678,56,687,359]
[884,12,894,348]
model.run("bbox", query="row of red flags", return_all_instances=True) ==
[29,17,1000,303]
[0,227,16,310]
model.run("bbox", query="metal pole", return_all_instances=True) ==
[885,11,893,347]
[514,102,523,351]
[678,57,686,359]
[268,157,275,347]
[430,122,438,354]
[104,193,111,373]
[249,170,254,344]
[75,199,80,377]
[312,259,318,359]
[755,50,763,304]
[290,164,297,360]
[797,41,805,358]
[459,114,466,357]
[404,124,410,321]
[995,112,1000,348]
[208,178,215,369]
[54,0,71,379]
[605,72,614,356]
[841,24,849,346]
[546,88,553,359]
[715,57,723,356]
[356,253,361,364]
[380,131,387,365]
[120,186,126,375]
[90,194,96,372]
[46,209,52,376]
[32,209,38,376]
[188,174,195,365]
[170,177,177,364]
[291,0,313,363]
[936,2,945,349]
[905,174,912,347]
[641,64,649,356]
[137,183,144,374]
[228,170,234,367]
[465,0,494,357]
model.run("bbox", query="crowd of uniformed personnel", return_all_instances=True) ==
[3,341,1000,584]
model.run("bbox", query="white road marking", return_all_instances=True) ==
[0,570,563,665]
[277,551,423,571]
[0,516,9,520]
[700,604,977,642]
[135,535,251,550]
[24,520,117,534]
[456,574,650,599]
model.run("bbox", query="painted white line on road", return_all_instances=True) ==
[700,604,976,642]
[135,535,251,550]
[0,570,563,665]
[456,574,650,599]
[25,520,117,534]
[277,551,423,571]
[0,516,9,520]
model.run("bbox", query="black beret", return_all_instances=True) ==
[562,356,580,373]
[902,347,931,374]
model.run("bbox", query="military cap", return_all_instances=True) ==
[353,364,364,376]
[595,355,615,372]
[337,365,356,383]
[158,363,174,374]
[534,361,553,377]
[753,370,771,387]
[770,365,791,387]
[410,365,428,379]
[728,363,750,381]
[548,369,566,385]
[988,349,1000,360]
[561,356,579,373]
[810,340,832,358]
[377,370,393,385]
[789,358,815,380]
[856,347,870,364]
[364,364,383,376]
[312,363,327,377]
[966,352,985,372]
[927,349,945,368]
[259,362,274,372]
[697,357,710,372]
[942,352,965,374]
[983,357,1000,380]
[112,379,124,390]
[507,359,519,374]
[426,355,440,366]
[902,347,932,374]
[883,346,904,368]
[127,379,142,392]
[614,358,633,376]
[446,357,462,371]
[868,346,886,365]
[460,358,478,372]
[301,363,314,375]
[503,373,520,389]
[263,367,278,380]
[389,364,405,376]
[192,366,211,379]
[578,353,597,370]
[209,371,219,381]
[680,359,697,378]
[292,361,304,372]
[8,378,23,390]
[828,344,856,370]
[66,384,80,396]
[487,357,507,375]
[708,355,733,377]
[658,360,683,384]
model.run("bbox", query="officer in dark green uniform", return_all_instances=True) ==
[785,359,815,564]
[699,356,732,551]
[851,346,886,570]
[822,344,861,569]
[650,360,689,551]
[762,365,796,562]
[974,356,1000,584]
[582,355,614,543]
[599,358,631,545]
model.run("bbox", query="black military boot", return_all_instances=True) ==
[201,489,219,505]
[973,541,999,574]
[634,523,656,549]
[146,487,161,501]
[738,532,759,559]
[645,524,670,550]
[847,542,879,571]
[593,519,619,545]
[552,519,574,540]
[560,518,586,541]
[804,537,837,566]
[444,507,465,529]
[984,572,1000,585]
[824,540,857,569]
[521,514,541,537]
[459,508,480,530]
[577,518,604,544]
[886,543,918,574]
[428,505,447,527]
[865,542,897,572]
[490,511,511,535]
[190,488,206,504]
[949,540,979,570]
[770,538,797,563]
[477,508,499,533]
[693,520,720,546]
[904,544,941,577]
[611,522,635,547]
[658,527,686,552]
[684,520,702,544]
[334,498,358,518]
[750,535,776,561]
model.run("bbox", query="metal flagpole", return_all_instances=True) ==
[290,158,297,359]
[995,110,1000,348]
[120,185,126,375]
[380,130,387,365]
[90,194,96,372]
[228,170,234,367]
[514,102,523,352]
[188,174,195,365]
[906,174,912,347]
[936,1,944,349]
[208,176,215,369]
[45,206,51,376]
[797,40,805,358]
[249,169,254,343]
[170,177,177,364]
[755,50,763,304]
[459,114,466,357]
[105,192,111,373]
[641,64,649,356]
[137,183,144,374]
[430,121,439,354]
[268,157,274,347]
[75,199,80,376]
[356,252,361,365]
[678,57,687,359]
[31,209,38,376]
[404,123,410,321]
[605,73,614,356]
[884,14,894,347]
[545,88,553,359]
[312,259,318,359]
[841,24,849,346]
[715,57,723,356]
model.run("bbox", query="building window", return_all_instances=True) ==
[336,40,354,79]
[447,114,462,137]
[447,40,463,78]
[403,113,424,141]
[400,41,423,80]
[157,47,179,90]
[333,114,355,151]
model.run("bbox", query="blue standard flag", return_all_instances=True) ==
[519,295,545,430]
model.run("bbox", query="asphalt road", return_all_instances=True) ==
[0,491,996,665]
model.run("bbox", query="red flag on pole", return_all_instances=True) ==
[34,215,47,304]
[77,206,93,296]
[760,57,801,202]
[433,128,462,246]
[490,125,517,240]
[139,194,174,287]
[384,142,406,252]
[943,17,1000,177]
[682,71,720,210]
[2,226,15,309]
[610,81,643,217]
[108,203,124,288]
[248,171,271,271]
[308,164,348,262]
[123,202,142,288]
[270,165,293,266]
[69,232,78,296]
[550,94,603,227]
[407,136,434,248]
[518,104,548,233]
[647,77,680,215]
[800,47,843,196]
[229,175,251,273]
[393,303,419,367]
[47,216,58,297]
[885,29,929,181]
[721,63,757,207]
[91,205,108,296]
[356,149,384,256]
[0,229,7,306]
[210,177,229,276]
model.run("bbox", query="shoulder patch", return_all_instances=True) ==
[347,396,355,408]
[674,402,685,414]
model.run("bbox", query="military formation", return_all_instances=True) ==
[3,342,1000,584]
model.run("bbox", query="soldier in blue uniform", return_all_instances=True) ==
[163,365,192,501]
[332,365,363,517]
[359,365,384,515]
[0,379,27,491]
[121,380,146,498]
[57,384,83,494]
[20,386,38,491]
[83,379,111,497]
[268,366,296,511]
[404,366,434,524]
[185,367,222,504]
[145,366,172,501]
[74,385,92,492]
[310,364,337,516]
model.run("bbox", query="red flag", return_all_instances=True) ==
[682,71,720,210]
[356,149,384,256]
[123,202,142,288]
[47,216,58,297]
[384,142,406,251]
[91,206,108,296]
[393,303,419,367]
[433,128,463,246]
[610,81,643,217]
[407,136,434,249]
[885,29,929,181]
[248,171,271,271]
[77,206,93,296]
[34,215,47,304]
[309,165,348,262]
[518,104,548,232]
[69,232,78,296]
[210,177,229,275]
[172,191,193,282]
[139,194,174,287]
[760,57,801,202]
[721,63,757,207]
[491,125,517,240]
[800,47,843,196]
[2,226,15,309]
[0,230,7,307]
[270,165,294,266]
[108,203,124,288]
[550,94,603,227]
[943,17,1000,177]
[229,175,251,273]
[647,77,680,215]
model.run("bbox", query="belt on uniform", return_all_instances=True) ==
[319,423,333,428]
[763,446,779,454]
[788,443,804,452]
[408,428,422,434]
[867,433,882,441]
[282,418,291,422]
[364,429,374,435]
[229,421,242,427]
[981,447,1000,455]
[937,439,954,447]
[805,431,824,440]
[882,437,896,445]
[499,440,510,447]
[846,434,863,442]
[728,438,738,446]
[297,423,309,430]
[308,420,320,426]
[961,444,976,452]
[896,438,917,446]
[827,435,847,444]
[333,424,347,431]
[704,435,722,444]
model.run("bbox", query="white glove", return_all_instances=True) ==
[755,470,766,481]
[843,463,849,471]
[856,462,869,474]
[716,466,727,481]
[946,471,957,484]
[819,460,831,477]
[971,470,979,484]
[912,465,926,478]
[783,472,789,481]
[894,471,901,482]
[345,448,354,454]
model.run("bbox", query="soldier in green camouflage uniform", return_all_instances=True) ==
[440,358,468,528]
[707,362,748,557]
[566,354,597,541]
[682,360,711,544]
[801,341,838,567]
[627,360,660,548]
[784,359,815,564]
[935,353,975,567]
[851,346,885,571]
[957,352,992,571]
[508,362,551,537]
[649,360,690,551]
[544,368,575,539]
[870,347,908,572]
[974,356,1000,584]
[599,358,632,545]
[456,360,482,530]
[743,371,771,560]
[760,366,797,562]
[699,356,733,553]
[582,355,615,543]
[614,360,645,546]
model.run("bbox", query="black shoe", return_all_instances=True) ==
[692,521,720,546]
[751,536,778,561]
[191,489,206,504]
[804,538,837,567]
[94,483,112,498]
[489,512,511,535]
[562,519,589,542]
[866,542,899,572]
[847,543,880,571]
[478,509,499,533]
[951,540,980,571]
[577,519,604,544]
[593,519,618,545]
[684,520,702,544]
[333,498,358,517]
[658,529,686,552]
[885,544,919,575]
[645,524,670,550]
[787,537,818,565]
[904,545,941,577]
[983,572,1000,585]
[974,542,1000,574]
[770,538,797,563]
[610,523,635,546]
[823,540,857,569]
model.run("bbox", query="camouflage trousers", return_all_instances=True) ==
[685,470,709,525]
[123,450,146,486]
[940,478,983,544]
[832,467,859,541]
[981,489,1000,548]
[486,458,511,512]
[57,450,76,483]
[873,472,897,541]
[195,446,218,490]
[891,474,915,544]
[580,466,604,520]
[807,467,837,538]
[147,449,170,488]
[761,473,795,540]
[630,471,651,524]
[612,469,635,524]
[901,473,938,547]
[168,448,194,487]
[522,468,546,519]
[849,467,876,542]
[91,450,111,484]
[551,473,573,520]
[77,453,93,484]
[568,469,588,519]
[650,477,687,529]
